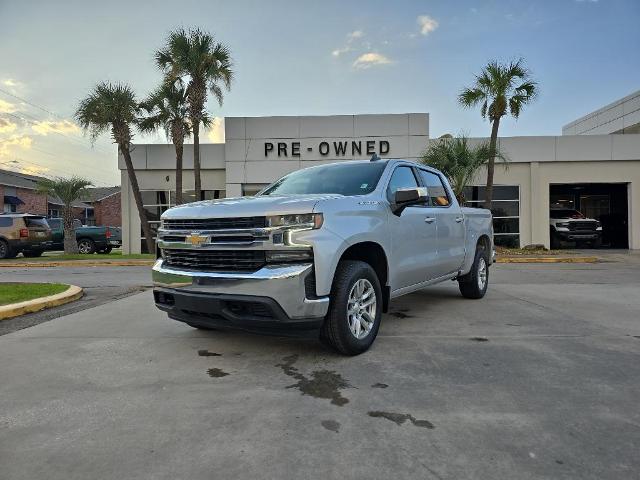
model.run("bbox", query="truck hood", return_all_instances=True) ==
[162,194,343,219]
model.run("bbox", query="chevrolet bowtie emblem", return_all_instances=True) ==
[186,233,208,247]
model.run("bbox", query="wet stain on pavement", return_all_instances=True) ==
[388,310,412,319]
[470,337,489,342]
[372,383,389,389]
[506,323,521,327]
[198,350,222,357]
[276,354,350,406]
[207,368,229,378]
[321,420,341,433]
[555,460,564,465]
[368,410,434,429]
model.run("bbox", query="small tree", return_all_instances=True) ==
[36,177,92,254]
[459,58,537,209]
[76,82,155,254]
[420,135,505,204]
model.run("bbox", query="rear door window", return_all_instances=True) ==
[418,170,451,207]
[0,218,12,227]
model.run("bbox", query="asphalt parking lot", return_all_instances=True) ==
[1,257,639,480]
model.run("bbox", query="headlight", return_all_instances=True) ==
[266,213,323,229]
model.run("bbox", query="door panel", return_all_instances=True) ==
[388,207,439,289]
[386,166,440,290]
[417,169,466,276]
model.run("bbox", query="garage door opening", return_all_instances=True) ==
[549,183,629,249]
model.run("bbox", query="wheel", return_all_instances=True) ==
[550,229,560,249]
[77,238,96,254]
[0,239,16,259]
[458,246,489,299]
[23,249,44,258]
[320,260,382,356]
[592,237,602,248]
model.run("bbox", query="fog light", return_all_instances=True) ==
[265,250,313,263]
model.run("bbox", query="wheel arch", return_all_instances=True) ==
[335,241,390,312]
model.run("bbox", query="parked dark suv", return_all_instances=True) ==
[0,214,53,259]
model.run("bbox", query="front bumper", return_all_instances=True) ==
[555,231,601,241]
[152,260,329,330]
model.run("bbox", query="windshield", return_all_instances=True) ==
[260,162,387,196]
[550,209,585,219]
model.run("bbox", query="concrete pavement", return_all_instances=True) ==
[1,260,639,479]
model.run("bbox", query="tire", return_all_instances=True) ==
[320,260,383,356]
[550,229,560,249]
[23,249,44,258]
[593,237,602,248]
[77,238,96,254]
[0,239,16,259]
[458,246,490,299]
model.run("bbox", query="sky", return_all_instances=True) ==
[0,0,638,185]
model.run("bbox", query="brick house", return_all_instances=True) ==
[0,169,121,226]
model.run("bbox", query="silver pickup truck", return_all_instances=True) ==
[153,158,493,355]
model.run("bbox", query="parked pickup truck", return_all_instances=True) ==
[152,158,494,355]
[46,218,122,254]
[549,208,602,248]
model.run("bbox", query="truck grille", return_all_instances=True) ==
[163,249,266,272]
[569,221,597,231]
[163,217,266,231]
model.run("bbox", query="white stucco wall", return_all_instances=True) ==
[562,90,640,135]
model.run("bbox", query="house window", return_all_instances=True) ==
[463,185,521,248]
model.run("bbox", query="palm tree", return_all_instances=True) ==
[420,135,506,204]
[76,82,154,254]
[458,58,537,209]
[139,82,200,205]
[36,176,92,254]
[155,27,233,201]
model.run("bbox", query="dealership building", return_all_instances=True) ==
[119,90,640,253]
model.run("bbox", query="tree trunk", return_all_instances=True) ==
[485,117,501,211]
[174,138,183,205]
[62,205,78,254]
[121,145,155,254]
[193,124,201,201]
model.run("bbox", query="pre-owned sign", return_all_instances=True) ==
[264,140,390,158]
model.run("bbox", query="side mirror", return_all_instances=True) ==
[392,187,428,215]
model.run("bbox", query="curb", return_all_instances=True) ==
[0,284,84,320]
[496,256,599,264]
[0,260,154,268]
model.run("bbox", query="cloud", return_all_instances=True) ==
[0,118,18,134]
[206,117,225,143]
[2,79,21,88]
[417,15,439,35]
[332,30,364,57]
[31,120,79,136]
[0,99,17,113]
[332,46,351,57]
[353,52,392,69]
[0,135,33,157]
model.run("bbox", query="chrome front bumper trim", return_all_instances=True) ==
[152,260,329,320]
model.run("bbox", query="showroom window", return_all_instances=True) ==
[139,189,225,252]
[463,185,520,248]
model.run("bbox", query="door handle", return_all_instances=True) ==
[424,217,436,224]
[455,216,463,223]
